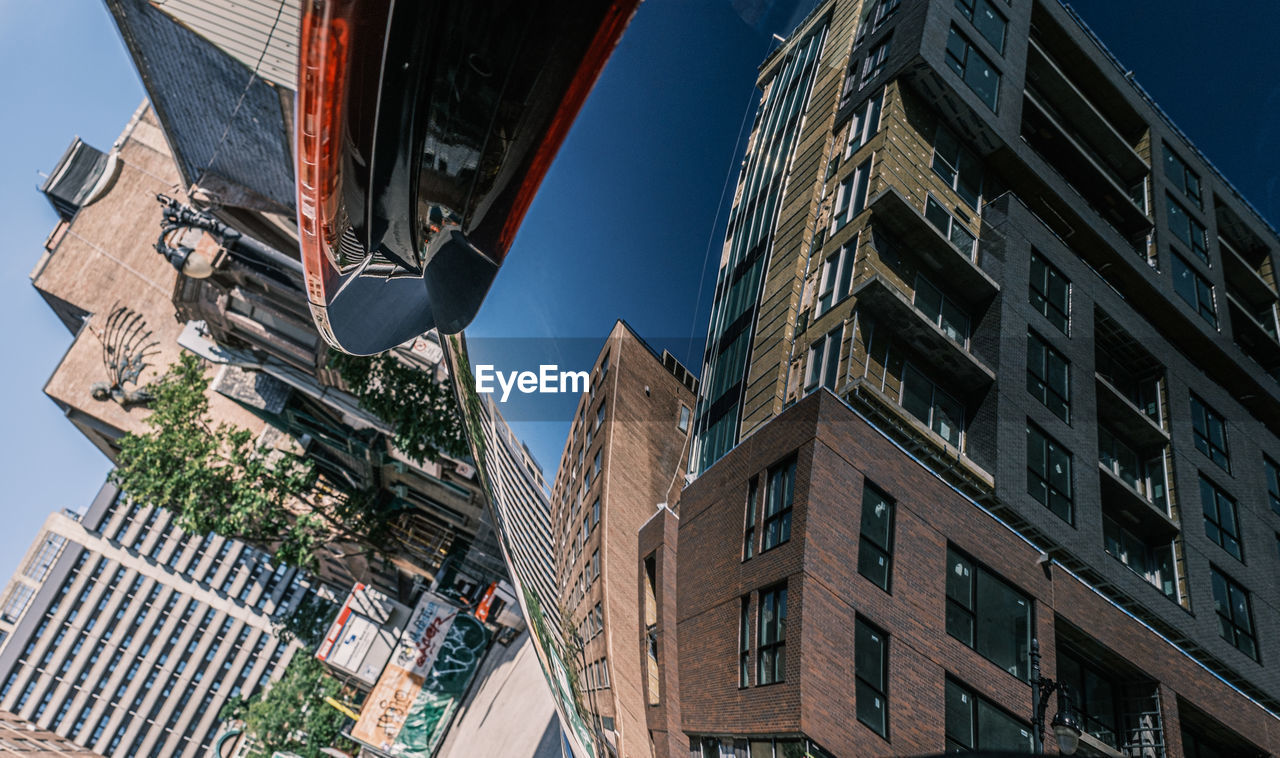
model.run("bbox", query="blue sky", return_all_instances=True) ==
[2,1,1279,582]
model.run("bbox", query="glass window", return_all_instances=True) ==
[1172,253,1217,328]
[932,125,983,208]
[1029,251,1070,334]
[954,0,1007,53]
[1166,194,1209,263]
[857,482,895,591]
[1266,456,1280,516]
[1027,422,1073,523]
[946,548,1032,680]
[591,498,600,526]
[914,275,969,345]
[817,243,856,315]
[1058,652,1121,749]
[1026,330,1070,423]
[901,363,964,448]
[763,458,796,551]
[1103,515,1177,599]
[832,159,872,232]
[739,596,751,687]
[1164,145,1202,207]
[678,405,691,432]
[1200,476,1242,561]
[1210,566,1258,661]
[1190,394,1230,472]
[924,196,976,257]
[744,477,759,560]
[862,35,893,85]
[805,327,843,391]
[845,93,884,158]
[855,617,889,737]
[945,26,1000,110]
[945,678,1033,751]
[758,584,787,685]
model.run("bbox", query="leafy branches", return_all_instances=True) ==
[328,351,468,465]
[111,354,391,569]
[220,653,356,758]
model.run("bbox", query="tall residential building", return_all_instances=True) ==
[0,482,311,757]
[549,321,697,758]
[672,0,1280,756]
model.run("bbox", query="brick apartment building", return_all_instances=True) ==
[549,322,697,758]
[658,0,1280,755]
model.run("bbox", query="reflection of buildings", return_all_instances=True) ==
[669,0,1280,756]
[0,483,306,757]
[38,0,505,599]
[548,322,696,758]
[479,396,559,642]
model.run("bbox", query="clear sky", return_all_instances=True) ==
[2,1,1278,583]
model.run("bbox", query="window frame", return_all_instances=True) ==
[762,457,797,552]
[1172,252,1218,328]
[1166,193,1209,263]
[932,123,984,208]
[1027,421,1074,524]
[924,194,977,258]
[739,595,751,688]
[944,25,1001,111]
[945,676,1034,752]
[945,546,1033,681]
[743,477,759,561]
[914,274,970,346]
[1190,393,1230,472]
[1164,143,1202,208]
[1265,455,1280,516]
[1210,565,1258,661]
[757,583,788,685]
[901,362,965,448]
[805,326,844,391]
[817,242,856,316]
[861,34,893,86]
[954,0,1007,53]
[855,616,890,738]
[857,481,895,592]
[832,158,873,233]
[845,92,884,159]
[1200,475,1243,562]
[1026,329,1070,423]
[1029,251,1070,334]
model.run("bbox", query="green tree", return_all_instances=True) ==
[329,351,468,464]
[220,653,357,758]
[111,354,401,569]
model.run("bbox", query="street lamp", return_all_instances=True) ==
[1031,638,1083,755]
[154,194,217,278]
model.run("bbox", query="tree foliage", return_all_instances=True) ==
[220,653,357,758]
[111,354,396,569]
[329,351,468,464]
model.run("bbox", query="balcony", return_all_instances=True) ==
[851,274,995,394]
[865,186,999,305]
[1098,462,1177,540]
[1020,90,1151,237]
[1024,38,1148,186]
[1094,374,1168,449]
[1227,294,1280,373]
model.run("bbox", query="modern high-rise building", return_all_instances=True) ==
[0,482,312,757]
[668,0,1280,755]
[549,321,697,758]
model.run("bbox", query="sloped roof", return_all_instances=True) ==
[105,0,295,213]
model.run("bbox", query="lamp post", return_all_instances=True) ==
[1031,638,1083,754]
[153,194,302,283]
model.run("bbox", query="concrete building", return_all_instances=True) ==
[0,709,103,756]
[549,322,697,758]
[671,0,1280,755]
[0,483,310,757]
